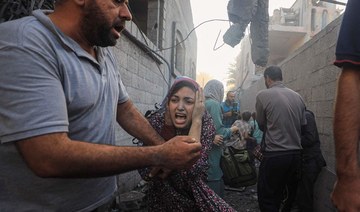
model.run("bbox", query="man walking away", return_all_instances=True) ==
[255,66,307,212]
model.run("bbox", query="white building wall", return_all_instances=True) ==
[235,0,340,92]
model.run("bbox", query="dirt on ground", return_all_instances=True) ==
[120,148,261,211]
[120,181,261,212]
[223,184,260,212]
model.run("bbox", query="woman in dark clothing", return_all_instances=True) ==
[288,109,326,212]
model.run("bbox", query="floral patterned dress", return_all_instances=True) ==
[139,110,236,212]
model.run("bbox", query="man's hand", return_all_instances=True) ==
[223,111,233,118]
[331,174,360,212]
[156,136,202,171]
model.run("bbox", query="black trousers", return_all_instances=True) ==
[257,152,301,212]
[294,158,324,212]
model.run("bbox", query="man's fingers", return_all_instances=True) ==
[180,136,202,144]
[159,136,202,170]
[189,141,202,153]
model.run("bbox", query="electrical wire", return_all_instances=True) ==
[151,19,230,53]
[213,30,226,51]
[123,5,231,86]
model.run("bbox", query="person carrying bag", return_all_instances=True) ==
[220,114,257,188]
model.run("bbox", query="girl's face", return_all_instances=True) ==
[168,86,196,129]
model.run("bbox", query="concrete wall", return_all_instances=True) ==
[113,23,168,193]
[239,15,343,211]
[111,1,197,193]
[162,0,197,78]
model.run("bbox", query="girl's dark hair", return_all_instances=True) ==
[167,81,197,103]
[242,111,252,122]
[0,0,55,23]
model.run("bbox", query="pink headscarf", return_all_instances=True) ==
[160,76,199,108]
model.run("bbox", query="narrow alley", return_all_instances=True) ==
[223,185,260,212]
[118,183,260,212]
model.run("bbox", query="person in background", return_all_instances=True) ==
[0,1,201,211]
[221,91,240,128]
[331,0,360,210]
[228,113,252,151]
[139,77,235,212]
[240,111,259,164]
[203,79,239,198]
[291,109,326,212]
[255,66,306,212]
[250,112,264,145]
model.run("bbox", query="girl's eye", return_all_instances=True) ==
[185,99,195,105]
[114,0,127,6]
[170,98,179,103]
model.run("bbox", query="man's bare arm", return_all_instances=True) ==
[15,133,201,178]
[333,69,360,177]
[331,68,360,211]
[116,100,165,146]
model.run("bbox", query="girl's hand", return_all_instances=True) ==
[213,135,223,146]
[192,87,205,122]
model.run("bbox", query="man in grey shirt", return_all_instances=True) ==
[255,66,306,212]
[0,0,202,211]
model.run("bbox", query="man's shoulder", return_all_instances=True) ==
[256,88,272,98]
[275,85,302,98]
[0,15,58,55]
[0,15,39,40]
[283,86,300,94]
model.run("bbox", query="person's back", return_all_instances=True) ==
[255,66,306,212]
[294,109,326,212]
[301,110,325,160]
[256,83,306,151]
